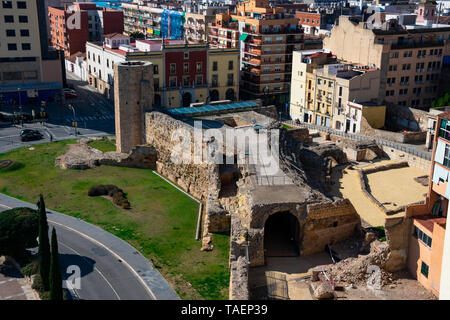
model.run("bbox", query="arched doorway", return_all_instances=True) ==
[225,88,235,101]
[210,90,219,102]
[264,211,300,257]
[182,92,192,107]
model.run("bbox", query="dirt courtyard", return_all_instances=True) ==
[366,166,428,211]
[330,160,428,227]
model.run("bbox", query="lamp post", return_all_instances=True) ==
[263,85,269,107]
[68,104,77,136]
[17,87,23,126]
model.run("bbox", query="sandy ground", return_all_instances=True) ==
[330,160,427,227]
[366,167,428,211]
[287,270,436,300]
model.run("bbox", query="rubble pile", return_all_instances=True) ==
[325,240,395,287]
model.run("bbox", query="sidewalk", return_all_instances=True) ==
[0,257,38,300]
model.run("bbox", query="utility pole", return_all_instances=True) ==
[68,104,77,136]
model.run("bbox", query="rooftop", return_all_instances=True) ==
[167,101,260,117]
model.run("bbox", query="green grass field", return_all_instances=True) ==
[0,141,230,299]
[87,139,116,153]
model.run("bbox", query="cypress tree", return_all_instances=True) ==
[50,227,63,300]
[38,194,51,291]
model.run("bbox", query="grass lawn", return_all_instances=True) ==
[282,123,294,130]
[87,139,116,153]
[0,140,230,299]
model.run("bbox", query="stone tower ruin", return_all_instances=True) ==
[114,61,153,153]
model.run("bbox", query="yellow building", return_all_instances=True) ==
[208,48,240,102]
[290,49,381,131]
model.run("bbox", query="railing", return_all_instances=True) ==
[285,120,432,161]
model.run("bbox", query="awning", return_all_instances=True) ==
[239,33,249,41]
[154,29,161,36]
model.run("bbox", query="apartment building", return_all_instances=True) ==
[406,111,449,297]
[323,15,450,110]
[184,4,230,44]
[209,0,305,105]
[121,3,184,40]
[86,36,239,107]
[48,3,124,56]
[0,0,64,106]
[290,50,381,131]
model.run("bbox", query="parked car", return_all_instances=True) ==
[63,88,78,99]
[20,129,43,142]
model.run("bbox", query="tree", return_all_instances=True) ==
[130,31,145,39]
[0,208,38,257]
[50,227,63,300]
[38,194,51,291]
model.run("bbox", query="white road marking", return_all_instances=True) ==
[48,219,157,300]
[58,241,120,300]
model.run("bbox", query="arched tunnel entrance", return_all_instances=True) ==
[264,211,300,257]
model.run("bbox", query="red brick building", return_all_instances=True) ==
[295,11,321,28]
[48,2,124,56]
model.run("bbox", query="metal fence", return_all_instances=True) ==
[284,120,432,161]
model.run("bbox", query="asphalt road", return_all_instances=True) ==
[0,202,153,300]
[50,222,153,300]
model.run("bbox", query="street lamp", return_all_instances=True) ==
[16,87,23,126]
[263,86,269,107]
[68,104,77,136]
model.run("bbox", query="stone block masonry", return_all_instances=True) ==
[114,61,154,153]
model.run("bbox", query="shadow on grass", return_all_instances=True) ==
[0,161,25,173]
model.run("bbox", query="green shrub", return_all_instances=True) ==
[32,273,45,292]
[21,260,39,277]
[39,291,51,300]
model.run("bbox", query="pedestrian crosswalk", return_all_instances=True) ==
[67,114,115,122]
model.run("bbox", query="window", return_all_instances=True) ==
[402,64,410,70]
[2,1,12,8]
[153,65,158,75]
[444,144,450,168]
[106,59,109,68]
[420,262,429,278]
[399,89,408,95]
[386,90,394,96]
[184,62,189,73]
[196,62,202,72]
[6,29,15,37]
[169,76,177,87]
[21,43,31,50]
[23,71,37,80]
[213,61,218,71]
[170,63,176,74]
[17,1,26,8]
[154,78,159,91]
[196,75,203,85]
[414,226,433,247]
[3,71,21,80]
[18,16,28,23]
[227,73,233,86]
[183,76,190,86]
[20,29,29,37]
[211,74,218,87]
[339,86,342,96]
[391,52,399,59]
[7,43,17,51]
[4,15,14,23]
[389,65,397,71]
[184,52,189,59]
[228,60,233,70]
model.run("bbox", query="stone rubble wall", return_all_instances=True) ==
[55,137,157,170]
[145,112,221,201]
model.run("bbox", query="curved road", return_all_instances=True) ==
[0,194,178,300]
[51,222,152,300]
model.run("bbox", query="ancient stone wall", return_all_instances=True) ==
[360,115,427,144]
[114,61,153,153]
[381,145,431,172]
[145,112,220,201]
